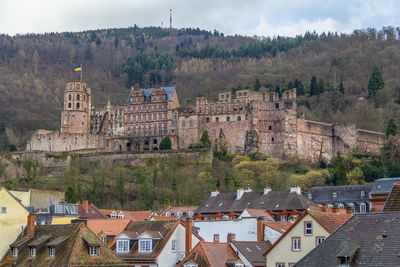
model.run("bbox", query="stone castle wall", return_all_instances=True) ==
[26,130,106,152]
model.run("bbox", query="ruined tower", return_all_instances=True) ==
[60,81,91,134]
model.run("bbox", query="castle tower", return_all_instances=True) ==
[60,81,91,134]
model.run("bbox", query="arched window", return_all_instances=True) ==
[68,103,71,108]
[338,203,345,209]
[360,203,367,213]
[227,117,230,122]
[68,94,71,100]
[77,94,80,100]
[206,117,210,123]
[237,116,241,121]
[76,103,80,109]
[275,103,279,109]
[215,117,219,122]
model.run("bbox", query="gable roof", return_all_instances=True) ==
[99,209,152,221]
[0,186,29,213]
[264,221,293,234]
[383,182,400,212]
[86,219,131,236]
[263,210,351,257]
[230,241,271,266]
[241,208,275,221]
[1,223,127,266]
[371,177,400,195]
[177,242,241,267]
[307,184,372,204]
[126,86,176,104]
[295,212,400,266]
[116,220,179,261]
[196,190,313,214]
[78,203,105,219]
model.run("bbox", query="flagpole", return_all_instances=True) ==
[80,64,82,82]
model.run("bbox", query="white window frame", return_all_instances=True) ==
[101,237,107,244]
[117,212,124,219]
[177,211,183,218]
[183,263,198,267]
[48,247,55,258]
[304,221,312,235]
[1,207,7,214]
[171,239,177,252]
[89,246,99,256]
[360,203,367,213]
[11,247,18,258]
[292,237,301,251]
[29,247,36,258]
[116,239,130,253]
[138,239,152,253]
[316,237,325,246]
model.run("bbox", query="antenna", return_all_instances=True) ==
[161,21,163,27]
[170,8,172,30]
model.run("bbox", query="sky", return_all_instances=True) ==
[1,0,399,37]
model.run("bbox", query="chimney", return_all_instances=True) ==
[227,233,235,243]
[211,190,219,197]
[27,214,36,235]
[346,207,353,214]
[257,217,264,242]
[323,204,328,213]
[290,185,301,195]
[332,206,339,213]
[185,218,193,253]
[82,200,89,212]
[264,187,271,195]
[237,187,252,200]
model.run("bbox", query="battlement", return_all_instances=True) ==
[65,81,91,93]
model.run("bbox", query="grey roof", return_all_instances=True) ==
[371,177,400,195]
[307,184,372,204]
[126,86,176,104]
[195,190,313,214]
[295,212,400,267]
[230,241,271,266]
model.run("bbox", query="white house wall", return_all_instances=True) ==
[264,227,282,244]
[157,223,201,267]
[194,218,258,242]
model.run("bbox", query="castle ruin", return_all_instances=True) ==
[26,81,385,161]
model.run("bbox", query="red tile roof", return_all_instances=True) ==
[86,219,131,236]
[264,221,293,234]
[243,208,275,221]
[78,203,105,219]
[383,182,400,212]
[308,210,352,233]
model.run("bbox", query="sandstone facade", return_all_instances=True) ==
[26,82,385,161]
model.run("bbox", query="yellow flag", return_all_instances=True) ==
[75,67,81,71]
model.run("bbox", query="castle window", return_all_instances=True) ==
[182,121,186,127]
[271,137,274,142]
[68,103,71,108]
[227,117,230,122]
[159,113,162,119]
[68,94,71,100]
[77,94,80,100]
[83,95,85,101]
[164,113,167,118]
[275,103,279,109]
[215,117,219,122]
[138,115,141,120]
[226,94,229,98]
[133,115,136,121]
[153,139,158,144]
[238,92,242,96]
[206,117,210,123]
[76,103,80,109]
[269,125,272,130]
[237,116,241,121]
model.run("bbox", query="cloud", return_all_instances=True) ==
[246,16,338,37]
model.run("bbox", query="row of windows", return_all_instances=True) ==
[181,121,194,127]
[127,125,168,135]
[131,95,165,102]
[290,235,325,253]
[14,245,99,259]
[199,106,244,113]
[127,104,168,112]
[68,94,86,101]
[127,113,167,122]
[67,102,81,109]
[205,116,242,123]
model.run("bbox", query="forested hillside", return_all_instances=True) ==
[1,25,400,148]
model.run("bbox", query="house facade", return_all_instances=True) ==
[264,210,351,267]
[0,186,30,261]
[113,219,201,267]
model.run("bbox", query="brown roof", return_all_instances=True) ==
[161,206,198,215]
[177,242,242,267]
[1,223,127,266]
[86,219,131,236]
[264,221,293,234]
[307,210,352,233]
[243,208,275,221]
[230,241,271,266]
[116,220,179,261]
[383,182,400,212]
[99,209,152,221]
[151,215,173,221]
[78,203,105,219]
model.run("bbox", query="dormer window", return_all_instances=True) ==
[308,194,312,199]
[116,239,130,253]
[110,211,117,219]
[11,247,18,258]
[101,237,107,244]
[333,192,337,198]
[89,246,99,257]
[117,212,124,219]
[48,247,55,258]
[138,239,152,253]
[177,211,183,218]
[29,247,36,258]
[360,191,365,197]
[166,212,171,217]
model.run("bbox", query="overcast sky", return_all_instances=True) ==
[1,0,399,37]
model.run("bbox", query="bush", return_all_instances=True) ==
[160,136,172,150]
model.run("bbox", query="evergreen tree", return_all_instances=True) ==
[368,66,384,98]
[0,120,10,152]
[310,76,318,96]
[160,136,172,150]
[329,153,347,185]
[339,82,345,94]
[318,78,325,94]
[253,78,261,91]
[385,118,398,136]
[200,130,211,148]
